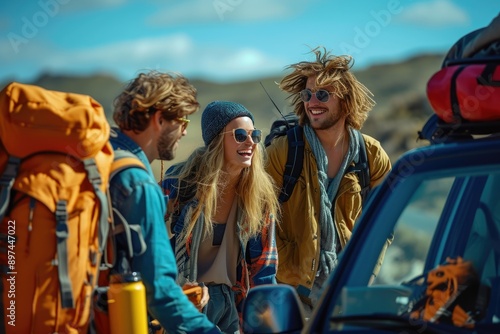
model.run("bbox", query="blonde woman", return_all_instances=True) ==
[162,101,279,333]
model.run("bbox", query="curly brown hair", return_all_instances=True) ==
[113,70,199,132]
[279,47,375,130]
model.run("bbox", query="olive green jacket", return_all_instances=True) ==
[266,132,392,293]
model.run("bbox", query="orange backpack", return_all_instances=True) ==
[0,82,142,334]
[407,256,487,328]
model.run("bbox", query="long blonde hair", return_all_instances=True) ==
[279,47,375,130]
[169,130,279,242]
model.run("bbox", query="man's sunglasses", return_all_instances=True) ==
[300,89,333,103]
[223,128,262,144]
[176,117,190,131]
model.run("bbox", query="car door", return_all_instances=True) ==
[307,137,500,333]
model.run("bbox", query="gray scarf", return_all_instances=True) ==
[303,125,359,290]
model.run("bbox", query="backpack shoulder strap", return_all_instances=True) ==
[101,149,147,270]
[345,130,371,203]
[280,125,305,203]
[357,130,370,202]
[111,149,146,178]
[279,128,370,204]
[0,156,21,222]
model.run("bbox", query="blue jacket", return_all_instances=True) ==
[109,128,219,334]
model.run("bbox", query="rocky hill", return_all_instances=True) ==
[1,53,445,179]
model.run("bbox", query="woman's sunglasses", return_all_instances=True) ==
[223,128,262,144]
[300,89,333,103]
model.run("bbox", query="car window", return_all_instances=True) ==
[331,167,500,330]
[373,177,454,286]
[463,174,500,281]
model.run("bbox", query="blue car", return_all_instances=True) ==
[242,115,500,333]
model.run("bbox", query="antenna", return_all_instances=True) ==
[259,81,288,123]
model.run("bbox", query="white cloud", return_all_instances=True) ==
[213,1,301,22]
[195,47,284,80]
[148,0,307,26]
[0,33,284,83]
[41,34,195,75]
[57,0,127,13]
[397,0,469,27]
[148,1,217,25]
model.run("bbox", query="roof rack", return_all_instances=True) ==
[418,114,500,144]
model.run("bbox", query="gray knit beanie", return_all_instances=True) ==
[201,101,255,146]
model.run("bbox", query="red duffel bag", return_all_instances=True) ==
[426,12,500,124]
[427,63,500,123]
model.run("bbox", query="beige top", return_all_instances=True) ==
[197,199,239,286]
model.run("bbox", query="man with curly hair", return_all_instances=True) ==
[107,71,219,333]
[266,48,392,315]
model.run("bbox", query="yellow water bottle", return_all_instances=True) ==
[107,272,148,334]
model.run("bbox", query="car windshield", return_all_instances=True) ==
[329,160,500,332]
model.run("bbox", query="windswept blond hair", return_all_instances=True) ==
[279,47,375,130]
[170,131,279,242]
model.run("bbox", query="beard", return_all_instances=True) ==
[158,146,175,161]
[308,110,343,130]
[157,129,177,161]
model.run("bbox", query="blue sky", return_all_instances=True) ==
[0,0,498,83]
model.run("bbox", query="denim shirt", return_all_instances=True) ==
[108,128,219,334]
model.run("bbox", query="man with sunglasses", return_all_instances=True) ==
[266,48,392,316]
[162,100,279,333]
[102,71,220,333]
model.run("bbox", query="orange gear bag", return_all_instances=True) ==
[407,256,487,328]
[0,82,114,334]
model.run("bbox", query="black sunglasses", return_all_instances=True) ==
[223,128,262,143]
[300,89,333,103]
